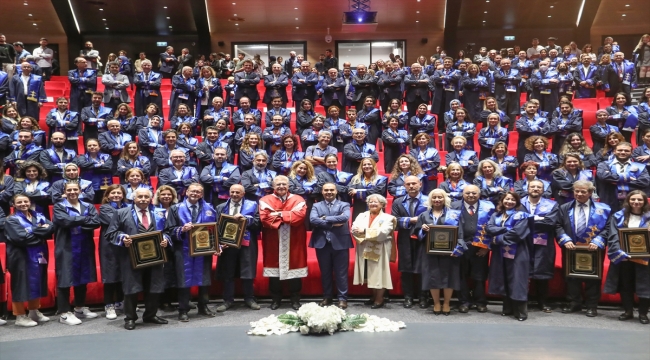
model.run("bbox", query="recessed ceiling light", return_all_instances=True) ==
[294,7,298,10]
[28,13,32,16]
[99,8,103,11]
[32,23,37,26]
[416,20,419,23]
[484,11,487,13]
[296,27,299,29]
[235,23,239,25]
[548,15,552,17]
[105,27,109,29]
[483,20,486,22]
[102,18,106,20]
[166,16,170,19]
[416,11,419,13]
[295,18,298,20]
[625,4,630,6]
[486,0,489,2]
[24,2,28,5]
[550,5,554,8]
[163,6,167,8]
[169,25,172,28]
[622,14,626,16]
[232,2,236,4]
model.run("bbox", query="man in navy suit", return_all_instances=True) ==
[309,182,353,309]
[263,63,289,108]
[292,61,318,106]
[159,46,177,79]
[234,59,261,109]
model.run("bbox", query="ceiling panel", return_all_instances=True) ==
[69,0,195,34]
[208,0,445,35]
[0,0,65,40]
[458,0,583,30]
[592,0,650,29]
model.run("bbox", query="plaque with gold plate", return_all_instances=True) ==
[217,214,247,248]
[564,246,604,279]
[129,231,167,269]
[618,228,650,259]
[426,225,459,255]
[189,222,218,256]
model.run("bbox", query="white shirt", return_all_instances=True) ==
[574,201,590,232]
[526,45,544,58]
[629,214,642,228]
[528,199,540,214]
[613,160,631,174]
[135,207,151,224]
[582,65,590,77]
[21,75,30,95]
[464,202,478,214]
[32,46,53,68]
[229,201,241,216]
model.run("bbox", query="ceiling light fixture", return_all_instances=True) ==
[166,16,170,19]
[67,0,80,34]
[416,20,419,22]
[548,15,552,17]
[33,23,37,26]
[235,23,238,25]
[105,27,109,29]
[99,8,103,11]
[28,13,32,16]
[295,18,298,20]
[622,14,626,16]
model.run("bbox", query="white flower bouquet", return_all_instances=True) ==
[247,302,406,336]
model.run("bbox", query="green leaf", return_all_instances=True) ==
[277,314,304,327]
[340,314,367,329]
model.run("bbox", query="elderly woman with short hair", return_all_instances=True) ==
[351,194,396,309]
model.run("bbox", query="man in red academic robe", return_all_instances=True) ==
[259,175,308,310]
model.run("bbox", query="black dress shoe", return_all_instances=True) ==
[198,305,216,317]
[124,320,136,330]
[517,315,528,321]
[319,299,333,307]
[561,305,582,314]
[159,303,176,312]
[618,312,634,321]
[403,298,413,309]
[477,305,488,313]
[469,304,478,310]
[585,308,598,317]
[539,304,552,313]
[270,301,281,310]
[458,305,469,313]
[371,302,385,309]
[419,297,429,309]
[639,314,649,324]
[143,316,168,324]
[291,301,301,311]
[364,299,374,306]
[178,312,189,322]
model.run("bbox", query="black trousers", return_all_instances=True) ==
[103,282,124,305]
[619,261,650,313]
[57,285,87,313]
[41,67,52,81]
[400,272,423,299]
[105,98,123,112]
[533,279,550,305]
[269,277,302,302]
[124,268,160,321]
[222,279,254,303]
[459,245,489,306]
[161,72,173,79]
[177,285,210,312]
[503,297,528,317]
[566,278,601,309]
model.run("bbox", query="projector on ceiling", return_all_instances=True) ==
[341,11,378,33]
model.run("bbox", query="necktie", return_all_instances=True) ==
[191,205,198,222]
[232,202,240,215]
[576,203,586,237]
[140,209,150,228]
[618,163,626,173]
[468,205,475,216]
[409,198,417,216]
[618,64,623,80]
[18,146,25,157]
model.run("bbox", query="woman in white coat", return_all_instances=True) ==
[352,194,396,309]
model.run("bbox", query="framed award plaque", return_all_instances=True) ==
[426,225,458,255]
[129,231,167,269]
[618,228,650,259]
[190,222,218,257]
[564,248,603,279]
[217,214,247,248]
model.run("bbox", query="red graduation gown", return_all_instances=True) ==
[259,193,308,280]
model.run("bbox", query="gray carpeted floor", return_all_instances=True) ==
[0,298,648,343]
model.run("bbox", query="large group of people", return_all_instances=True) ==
[1,34,650,331]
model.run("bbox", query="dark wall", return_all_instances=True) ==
[80,34,200,70]
[454,27,577,55]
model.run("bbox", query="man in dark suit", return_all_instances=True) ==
[493,59,522,120]
[234,59,261,110]
[105,188,169,330]
[604,52,638,97]
[9,62,46,120]
[451,185,495,313]
[392,175,429,308]
[377,61,404,113]
[324,49,338,73]
[133,59,163,116]
[176,48,193,74]
[263,63,289,109]
[403,63,432,118]
[291,61,319,107]
[309,182,353,309]
[556,180,612,317]
[159,46,177,79]
[67,57,97,114]
[319,68,346,112]
[352,65,377,112]
[214,184,261,312]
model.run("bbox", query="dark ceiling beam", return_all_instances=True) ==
[189,0,212,56]
[443,0,463,53]
[51,0,83,69]
[575,0,602,46]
